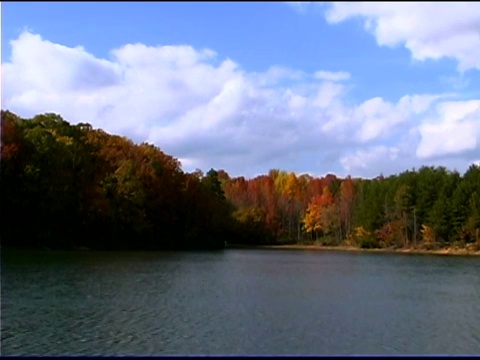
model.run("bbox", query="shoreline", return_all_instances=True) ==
[4,244,479,257]
[226,243,480,256]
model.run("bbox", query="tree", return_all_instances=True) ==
[303,187,334,241]
[202,169,226,201]
[394,183,414,247]
[338,177,355,240]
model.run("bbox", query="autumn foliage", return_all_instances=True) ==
[1,110,480,250]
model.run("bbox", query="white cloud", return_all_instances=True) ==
[340,146,400,176]
[352,94,447,143]
[2,31,480,178]
[312,81,345,109]
[440,75,471,91]
[285,2,315,14]
[324,2,480,72]
[416,100,480,159]
[354,97,401,142]
[314,70,351,82]
[4,32,122,93]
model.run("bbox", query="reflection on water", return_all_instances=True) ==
[2,249,480,355]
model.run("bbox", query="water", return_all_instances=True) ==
[2,248,480,355]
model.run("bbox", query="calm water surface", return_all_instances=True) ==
[2,248,480,355]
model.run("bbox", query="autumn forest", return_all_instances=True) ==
[1,110,479,251]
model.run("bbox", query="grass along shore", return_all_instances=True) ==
[226,243,480,256]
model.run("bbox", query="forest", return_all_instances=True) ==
[1,110,479,251]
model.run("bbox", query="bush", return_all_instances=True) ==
[359,236,380,249]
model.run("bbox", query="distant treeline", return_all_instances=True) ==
[1,110,479,251]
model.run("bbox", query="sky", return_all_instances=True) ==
[2,2,480,179]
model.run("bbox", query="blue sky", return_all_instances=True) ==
[2,2,480,178]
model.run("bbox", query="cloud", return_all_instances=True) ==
[324,2,480,72]
[285,2,315,14]
[4,32,122,93]
[2,31,479,178]
[353,94,445,143]
[314,71,350,82]
[416,100,480,159]
[340,146,401,176]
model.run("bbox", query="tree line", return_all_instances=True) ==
[1,111,236,250]
[1,110,479,251]
[224,165,480,250]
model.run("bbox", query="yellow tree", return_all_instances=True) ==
[303,187,334,241]
[421,224,436,250]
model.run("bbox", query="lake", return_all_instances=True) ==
[1,248,480,355]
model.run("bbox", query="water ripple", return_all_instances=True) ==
[2,250,480,355]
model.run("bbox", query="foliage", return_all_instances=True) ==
[2,110,480,251]
[1,111,231,250]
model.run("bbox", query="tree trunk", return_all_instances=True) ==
[297,216,301,243]
[403,211,409,248]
